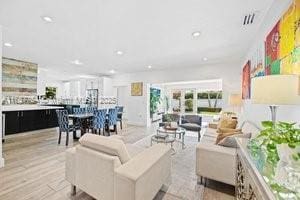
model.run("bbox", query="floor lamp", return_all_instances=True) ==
[251,75,300,125]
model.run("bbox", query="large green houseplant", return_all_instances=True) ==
[249,121,300,165]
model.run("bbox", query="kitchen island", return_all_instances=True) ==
[2,105,64,137]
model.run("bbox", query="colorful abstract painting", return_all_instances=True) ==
[251,43,265,78]
[265,0,300,75]
[242,61,251,99]
[2,57,38,98]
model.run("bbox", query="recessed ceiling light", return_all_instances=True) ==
[116,50,124,56]
[109,69,115,74]
[192,31,201,37]
[71,60,83,65]
[4,42,12,47]
[41,16,53,23]
[148,65,152,69]
[203,57,208,61]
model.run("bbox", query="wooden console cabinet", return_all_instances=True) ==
[236,139,276,200]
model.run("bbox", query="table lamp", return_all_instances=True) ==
[229,94,242,112]
[251,75,300,124]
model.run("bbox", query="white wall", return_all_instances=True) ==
[240,0,300,126]
[112,62,241,126]
[0,26,4,168]
[37,69,64,98]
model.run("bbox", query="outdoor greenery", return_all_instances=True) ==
[185,99,193,112]
[185,92,194,99]
[197,91,222,99]
[197,107,222,113]
[197,90,222,110]
[172,92,181,100]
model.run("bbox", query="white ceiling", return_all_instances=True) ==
[0,0,274,80]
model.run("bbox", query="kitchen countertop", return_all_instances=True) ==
[2,105,64,112]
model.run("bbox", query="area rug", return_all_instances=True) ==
[126,131,234,200]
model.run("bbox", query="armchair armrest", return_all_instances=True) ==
[196,143,237,185]
[114,144,171,200]
[181,119,189,124]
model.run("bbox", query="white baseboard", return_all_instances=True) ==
[0,157,4,168]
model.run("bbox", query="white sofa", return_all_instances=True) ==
[66,134,172,200]
[196,121,260,186]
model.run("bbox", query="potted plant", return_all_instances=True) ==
[250,121,300,166]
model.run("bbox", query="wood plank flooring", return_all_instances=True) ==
[0,124,234,200]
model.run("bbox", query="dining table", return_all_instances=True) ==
[68,111,124,139]
[68,113,94,139]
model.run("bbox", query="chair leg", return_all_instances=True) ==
[58,130,62,144]
[198,131,201,142]
[114,124,118,134]
[73,130,76,139]
[120,120,123,129]
[66,131,69,146]
[108,127,111,136]
[71,184,76,195]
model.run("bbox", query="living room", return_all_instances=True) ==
[0,0,300,199]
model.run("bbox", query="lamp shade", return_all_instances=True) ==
[229,94,242,106]
[251,75,300,105]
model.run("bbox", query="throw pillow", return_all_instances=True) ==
[218,118,238,129]
[215,131,241,144]
[218,132,252,148]
[217,127,242,133]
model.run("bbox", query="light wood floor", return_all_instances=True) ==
[0,124,234,200]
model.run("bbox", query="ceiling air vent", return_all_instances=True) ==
[243,12,256,25]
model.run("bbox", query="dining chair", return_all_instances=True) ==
[106,108,118,136]
[92,109,107,135]
[116,106,124,129]
[56,110,78,146]
[87,106,97,114]
[73,107,83,114]
[73,107,84,128]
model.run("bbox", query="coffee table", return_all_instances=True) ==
[150,134,176,154]
[157,127,186,149]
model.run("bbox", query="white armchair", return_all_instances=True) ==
[66,134,172,200]
[196,121,261,186]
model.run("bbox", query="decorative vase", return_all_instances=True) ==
[276,144,300,167]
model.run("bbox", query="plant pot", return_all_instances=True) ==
[277,144,300,167]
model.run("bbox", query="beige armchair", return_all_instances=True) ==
[66,134,172,200]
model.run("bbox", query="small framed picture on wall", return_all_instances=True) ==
[131,82,143,96]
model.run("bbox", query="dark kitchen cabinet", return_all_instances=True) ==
[5,111,20,134]
[19,111,35,132]
[3,109,61,135]
[46,109,58,128]
[34,110,47,130]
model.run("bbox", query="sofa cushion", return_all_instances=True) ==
[215,129,241,144]
[218,132,252,147]
[79,134,131,164]
[125,144,145,158]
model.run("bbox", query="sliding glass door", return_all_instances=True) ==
[184,90,194,113]
[171,90,181,113]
